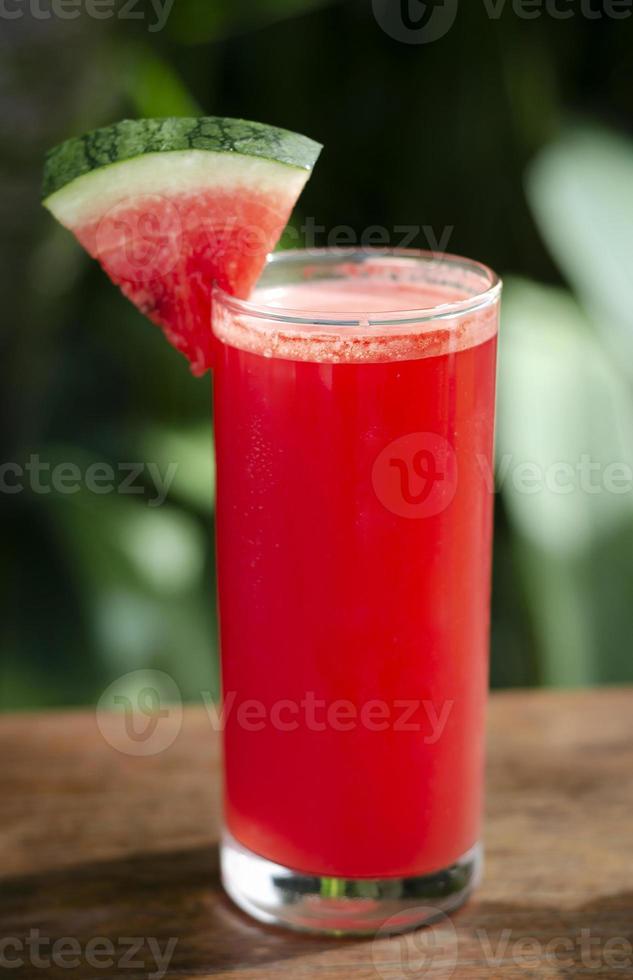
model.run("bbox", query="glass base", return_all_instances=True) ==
[220,831,482,935]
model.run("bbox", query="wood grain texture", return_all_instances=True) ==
[1,689,633,979]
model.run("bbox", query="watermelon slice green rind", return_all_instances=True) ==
[42,116,322,200]
[41,116,321,375]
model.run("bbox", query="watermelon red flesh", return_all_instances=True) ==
[72,186,296,376]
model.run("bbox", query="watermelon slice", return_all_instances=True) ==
[42,117,321,375]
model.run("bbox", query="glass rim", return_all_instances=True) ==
[213,247,502,328]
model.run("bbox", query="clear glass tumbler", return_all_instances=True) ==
[211,248,501,934]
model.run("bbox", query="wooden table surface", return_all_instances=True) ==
[2,689,633,979]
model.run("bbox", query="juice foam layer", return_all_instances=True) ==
[213,277,499,363]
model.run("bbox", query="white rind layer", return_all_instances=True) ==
[43,149,309,228]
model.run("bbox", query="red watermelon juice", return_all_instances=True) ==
[212,250,500,898]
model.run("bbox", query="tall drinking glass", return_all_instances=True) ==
[211,248,501,934]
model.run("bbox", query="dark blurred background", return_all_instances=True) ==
[2,0,633,710]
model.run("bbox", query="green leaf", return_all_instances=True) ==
[497,278,633,556]
[497,278,633,684]
[142,424,215,513]
[527,126,633,361]
[122,42,202,118]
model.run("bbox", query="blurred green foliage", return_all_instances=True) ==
[499,126,633,685]
[2,0,633,708]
